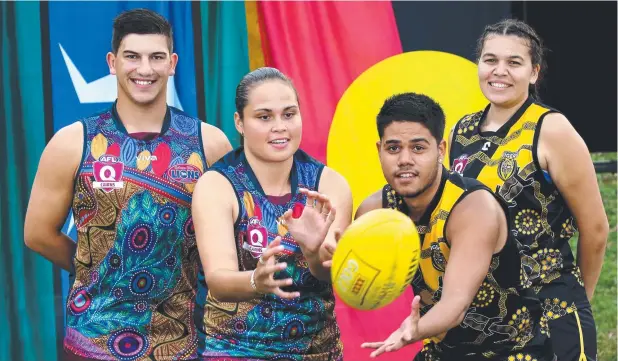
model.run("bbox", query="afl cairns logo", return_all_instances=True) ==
[243,217,268,258]
[93,155,124,192]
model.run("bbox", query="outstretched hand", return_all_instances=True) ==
[361,296,422,358]
[282,188,336,256]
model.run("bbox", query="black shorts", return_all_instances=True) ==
[547,304,597,361]
[412,338,556,361]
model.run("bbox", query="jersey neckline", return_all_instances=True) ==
[478,96,533,137]
[111,100,172,142]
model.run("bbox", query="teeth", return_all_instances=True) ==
[490,82,509,88]
[270,140,287,144]
[134,80,153,85]
[399,173,413,178]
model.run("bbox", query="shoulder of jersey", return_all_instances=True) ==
[457,111,483,130]
[79,107,113,124]
[451,170,484,190]
[214,147,242,167]
[295,149,324,168]
[169,106,202,122]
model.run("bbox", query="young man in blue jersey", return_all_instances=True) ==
[24,8,231,361]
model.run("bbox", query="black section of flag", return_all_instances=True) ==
[392,1,511,62]
[392,1,616,152]
[515,1,617,153]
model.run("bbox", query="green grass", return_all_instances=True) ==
[574,152,617,360]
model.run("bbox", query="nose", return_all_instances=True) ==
[271,116,287,132]
[136,56,154,77]
[493,60,508,76]
[397,148,415,167]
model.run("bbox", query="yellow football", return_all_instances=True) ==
[331,208,421,310]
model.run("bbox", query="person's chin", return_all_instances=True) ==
[484,88,520,107]
[130,93,159,106]
[393,185,420,198]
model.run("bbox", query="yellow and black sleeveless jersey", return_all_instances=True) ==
[449,97,588,313]
[382,168,552,360]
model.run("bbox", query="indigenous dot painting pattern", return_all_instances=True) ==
[449,98,591,324]
[199,148,343,361]
[64,105,206,361]
[383,171,552,360]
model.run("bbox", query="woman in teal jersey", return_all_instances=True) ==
[192,67,353,361]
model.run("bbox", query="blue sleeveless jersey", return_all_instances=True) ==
[198,147,343,361]
[66,104,207,361]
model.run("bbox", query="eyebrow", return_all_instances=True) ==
[410,137,430,144]
[384,138,430,145]
[483,53,525,61]
[254,105,298,112]
[122,50,168,57]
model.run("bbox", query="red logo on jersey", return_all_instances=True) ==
[292,202,304,219]
[242,217,268,258]
[93,155,124,193]
[452,155,469,175]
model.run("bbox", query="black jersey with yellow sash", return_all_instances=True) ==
[449,97,588,315]
[383,169,552,360]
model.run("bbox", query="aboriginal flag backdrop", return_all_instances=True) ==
[0,1,615,361]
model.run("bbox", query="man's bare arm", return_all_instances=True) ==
[24,122,84,271]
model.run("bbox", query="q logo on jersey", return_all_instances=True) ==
[93,155,124,192]
[452,155,469,175]
[167,164,202,184]
[243,217,268,258]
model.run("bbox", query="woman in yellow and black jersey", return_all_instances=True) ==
[449,19,609,361]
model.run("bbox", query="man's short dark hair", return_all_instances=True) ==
[377,92,445,143]
[111,8,173,54]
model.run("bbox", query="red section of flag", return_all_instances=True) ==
[257,1,402,163]
[335,288,420,360]
[257,3,420,360]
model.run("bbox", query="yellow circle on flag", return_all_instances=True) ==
[327,51,488,211]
